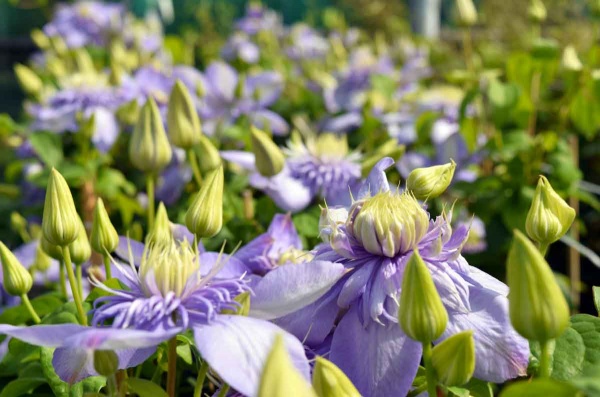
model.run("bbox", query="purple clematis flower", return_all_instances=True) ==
[222,32,261,64]
[235,3,283,36]
[285,24,330,61]
[250,158,529,396]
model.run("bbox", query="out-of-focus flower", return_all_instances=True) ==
[222,32,260,64]
[235,3,283,36]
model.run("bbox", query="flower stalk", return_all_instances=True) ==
[21,294,41,324]
[167,337,177,397]
[193,360,209,397]
[62,247,87,325]
[422,343,438,397]
[187,149,203,187]
[147,174,155,230]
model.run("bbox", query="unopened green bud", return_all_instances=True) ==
[69,219,91,265]
[74,49,95,74]
[167,80,202,149]
[0,241,33,296]
[251,126,285,177]
[507,230,570,342]
[258,335,316,397]
[312,356,360,397]
[525,175,576,246]
[10,212,28,235]
[109,59,123,86]
[195,135,222,173]
[431,331,476,386]
[116,99,140,126]
[129,98,173,173]
[399,250,448,343]
[49,35,68,56]
[456,0,478,26]
[31,29,50,49]
[562,45,583,72]
[91,198,119,255]
[222,292,251,316]
[147,202,173,245]
[185,166,224,239]
[528,0,547,22]
[14,64,42,96]
[93,350,119,377]
[406,160,456,201]
[34,244,53,273]
[47,56,67,79]
[41,236,63,261]
[42,168,80,247]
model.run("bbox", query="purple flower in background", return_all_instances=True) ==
[250,158,529,396]
[285,24,330,61]
[222,32,260,64]
[235,3,283,36]
[43,1,125,48]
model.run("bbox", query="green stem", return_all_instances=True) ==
[103,254,112,279]
[193,361,209,397]
[217,384,230,397]
[462,27,475,75]
[539,340,553,378]
[106,374,117,397]
[21,294,41,324]
[539,242,549,257]
[147,174,155,231]
[167,337,177,397]
[59,260,67,299]
[62,247,88,325]
[187,149,203,187]
[76,264,83,298]
[422,343,437,397]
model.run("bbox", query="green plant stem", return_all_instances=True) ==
[539,340,553,378]
[59,260,67,299]
[21,293,41,324]
[76,264,83,298]
[217,384,230,397]
[147,174,155,230]
[193,361,209,397]
[187,149,203,187]
[422,343,437,397]
[62,247,88,325]
[539,242,549,257]
[103,254,112,279]
[106,374,117,397]
[167,337,177,397]
[462,27,475,75]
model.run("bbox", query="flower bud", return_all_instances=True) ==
[147,202,173,245]
[251,126,285,177]
[91,198,119,255]
[116,99,140,126]
[185,166,224,239]
[406,160,456,201]
[41,236,63,261]
[69,219,91,265]
[507,230,570,342]
[196,135,222,173]
[312,356,360,397]
[93,350,119,377]
[525,175,576,246]
[456,0,478,26]
[10,212,28,235]
[31,29,50,49]
[431,331,476,386]
[129,98,173,173]
[74,49,95,75]
[33,244,53,273]
[42,168,80,247]
[562,45,583,72]
[14,64,42,97]
[0,241,33,296]
[528,0,547,23]
[167,80,202,149]
[258,335,316,397]
[399,249,448,343]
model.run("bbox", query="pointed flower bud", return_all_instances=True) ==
[528,0,547,22]
[312,356,361,397]
[69,219,91,265]
[258,335,316,397]
[34,244,53,273]
[42,168,80,247]
[562,45,583,72]
[456,0,478,26]
[31,29,50,49]
[507,230,570,342]
[431,331,476,386]
[196,135,222,173]
[14,64,42,96]
[251,126,285,177]
[129,98,172,173]
[93,350,119,377]
[185,166,224,239]
[406,160,456,201]
[0,241,33,296]
[167,80,202,149]
[117,99,140,126]
[525,175,576,246]
[399,250,448,343]
[147,202,173,245]
[91,198,119,255]
[41,236,63,261]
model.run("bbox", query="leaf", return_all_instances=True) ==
[41,347,70,397]
[0,294,64,325]
[570,314,600,371]
[551,327,586,380]
[292,212,319,238]
[78,376,106,395]
[126,378,169,397]
[570,89,600,139]
[28,132,64,167]
[569,366,600,396]
[500,379,579,397]
[0,377,46,397]
[594,287,600,316]
[488,80,519,109]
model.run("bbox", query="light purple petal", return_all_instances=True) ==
[249,261,346,320]
[220,150,257,172]
[90,108,119,153]
[267,213,302,254]
[249,110,289,136]
[330,305,422,397]
[199,252,250,279]
[358,157,394,198]
[250,171,313,213]
[194,315,310,397]
[321,112,363,133]
[205,61,238,103]
[116,237,145,266]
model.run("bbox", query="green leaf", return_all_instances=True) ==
[570,89,600,139]
[551,327,586,380]
[126,378,169,397]
[462,378,494,397]
[569,366,600,396]
[594,287,600,316]
[500,379,579,397]
[0,339,40,376]
[447,386,470,397]
[571,314,600,371]
[0,294,64,325]
[488,80,519,109]
[0,377,46,397]
[28,132,64,167]
[292,212,319,238]
[78,376,106,395]
[41,347,70,397]
[85,278,125,302]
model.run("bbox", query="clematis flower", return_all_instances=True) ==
[251,158,529,396]
[0,239,310,396]
[221,132,361,212]
[235,3,283,36]
[222,32,261,64]
[285,24,330,61]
